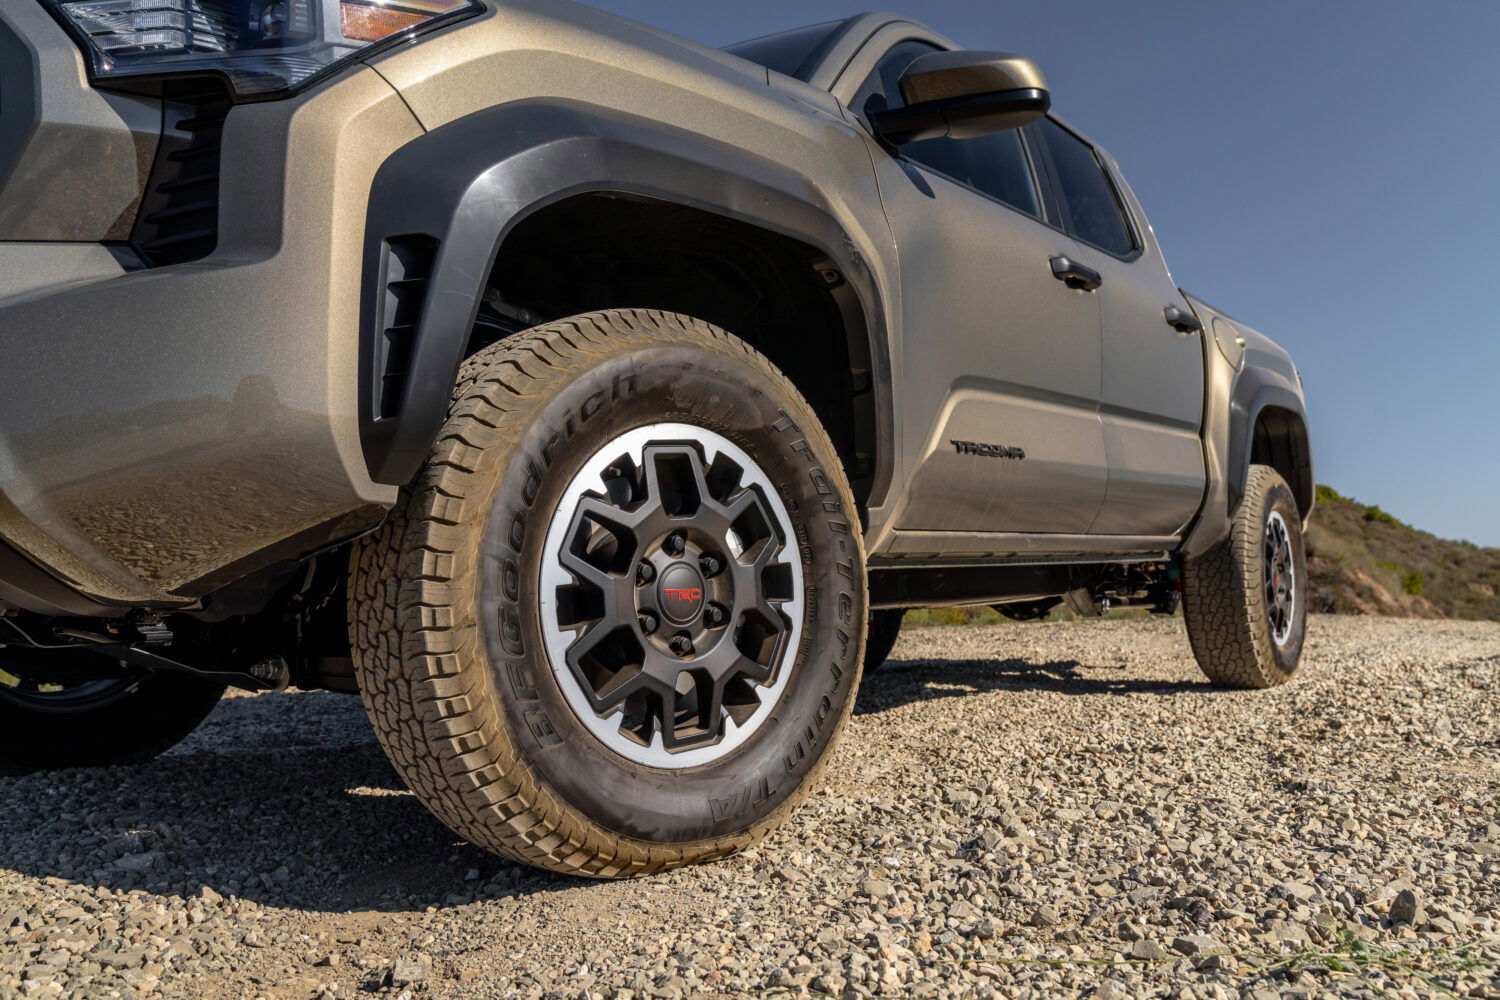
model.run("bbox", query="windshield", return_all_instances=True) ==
[723,21,844,81]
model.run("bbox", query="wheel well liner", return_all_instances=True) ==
[358,99,892,507]
[1227,367,1313,520]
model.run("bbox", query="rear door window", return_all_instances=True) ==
[1036,119,1135,255]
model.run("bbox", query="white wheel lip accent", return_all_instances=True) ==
[539,422,804,770]
[1265,509,1296,647]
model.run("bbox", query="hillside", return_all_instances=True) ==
[1306,486,1500,620]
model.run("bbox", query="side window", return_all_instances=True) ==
[1036,119,1135,256]
[857,41,1042,219]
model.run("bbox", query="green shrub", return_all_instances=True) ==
[1401,570,1425,596]
[902,606,1003,627]
[1315,484,1346,505]
[1364,506,1401,527]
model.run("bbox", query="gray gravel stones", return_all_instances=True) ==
[1390,888,1425,926]
[388,957,428,987]
[1171,934,1227,956]
[2,615,1499,999]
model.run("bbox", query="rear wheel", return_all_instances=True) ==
[862,610,903,673]
[0,650,224,768]
[1182,464,1307,688]
[350,310,866,877]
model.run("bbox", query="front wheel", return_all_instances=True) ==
[1182,464,1307,688]
[350,310,867,877]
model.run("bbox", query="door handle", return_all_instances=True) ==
[1163,304,1203,333]
[1049,255,1102,292]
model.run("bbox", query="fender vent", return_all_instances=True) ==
[131,81,232,267]
[375,235,439,420]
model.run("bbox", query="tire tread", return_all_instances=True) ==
[1182,464,1301,689]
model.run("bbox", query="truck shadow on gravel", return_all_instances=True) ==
[855,656,1209,714]
[0,691,590,914]
[1,656,1209,913]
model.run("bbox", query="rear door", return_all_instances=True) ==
[1030,117,1206,537]
[851,40,1110,538]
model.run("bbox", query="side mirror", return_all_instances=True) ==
[871,50,1050,145]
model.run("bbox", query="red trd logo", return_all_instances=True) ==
[664,588,702,602]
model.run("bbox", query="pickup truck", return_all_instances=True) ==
[0,0,1312,877]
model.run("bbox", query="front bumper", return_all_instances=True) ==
[0,66,420,611]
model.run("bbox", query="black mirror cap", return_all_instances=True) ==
[872,88,1050,146]
[872,50,1051,146]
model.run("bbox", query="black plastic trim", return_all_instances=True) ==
[869,563,1076,610]
[1164,303,1203,333]
[871,88,1049,145]
[0,16,38,197]
[1226,368,1313,515]
[358,99,893,497]
[129,80,232,267]
[0,540,126,618]
[1049,254,1102,291]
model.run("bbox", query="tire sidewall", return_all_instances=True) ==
[475,339,864,844]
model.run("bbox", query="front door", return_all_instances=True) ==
[854,40,1109,538]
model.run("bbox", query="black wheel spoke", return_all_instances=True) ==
[544,427,802,764]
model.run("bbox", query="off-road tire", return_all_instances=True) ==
[1182,464,1306,688]
[349,309,866,877]
[863,610,903,674]
[0,656,224,769]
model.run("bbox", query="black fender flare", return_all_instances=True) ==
[1226,365,1313,517]
[358,98,891,493]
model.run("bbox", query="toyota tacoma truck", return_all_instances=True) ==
[0,0,1312,877]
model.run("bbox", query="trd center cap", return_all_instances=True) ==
[658,563,706,626]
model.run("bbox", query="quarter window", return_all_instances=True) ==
[1036,119,1135,255]
[859,41,1041,219]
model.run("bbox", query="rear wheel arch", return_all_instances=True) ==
[1225,368,1313,524]
[1249,404,1313,520]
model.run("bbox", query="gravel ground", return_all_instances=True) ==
[3,614,1498,1000]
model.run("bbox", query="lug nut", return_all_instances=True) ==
[638,612,658,635]
[705,603,727,627]
[636,562,655,585]
[699,554,722,577]
[668,635,694,657]
[664,532,686,556]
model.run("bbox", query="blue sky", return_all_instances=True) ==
[587,0,1500,546]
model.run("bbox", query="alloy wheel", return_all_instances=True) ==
[1264,510,1296,646]
[539,423,802,768]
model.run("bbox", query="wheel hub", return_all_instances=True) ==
[539,423,803,769]
[653,559,708,627]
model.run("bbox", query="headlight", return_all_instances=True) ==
[41,0,478,100]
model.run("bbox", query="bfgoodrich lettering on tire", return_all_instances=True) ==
[1182,464,1307,688]
[349,310,867,877]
